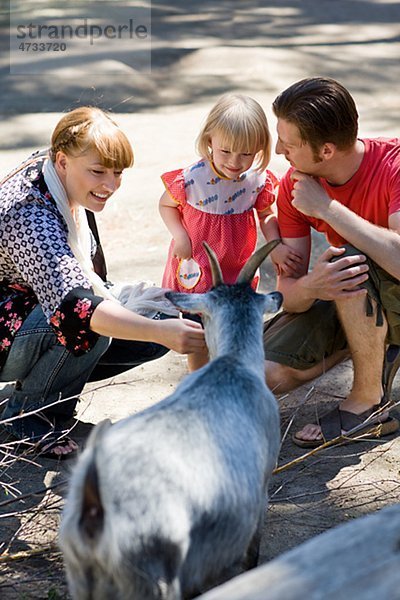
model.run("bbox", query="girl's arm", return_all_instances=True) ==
[159,191,192,259]
[259,208,281,242]
[90,299,205,354]
[259,209,304,276]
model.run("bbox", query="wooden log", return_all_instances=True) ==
[199,504,400,599]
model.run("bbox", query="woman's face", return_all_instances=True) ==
[55,149,123,212]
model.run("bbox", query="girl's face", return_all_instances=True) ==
[55,149,123,212]
[210,133,257,179]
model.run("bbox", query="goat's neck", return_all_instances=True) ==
[206,311,265,378]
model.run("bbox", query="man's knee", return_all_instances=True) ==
[265,360,306,393]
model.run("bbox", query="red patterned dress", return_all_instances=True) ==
[161,159,278,293]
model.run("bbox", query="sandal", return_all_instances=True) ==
[3,413,78,460]
[293,402,399,449]
[382,344,400,399]
[34,434,78,460]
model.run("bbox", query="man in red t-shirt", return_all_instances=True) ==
[263,77,400,447]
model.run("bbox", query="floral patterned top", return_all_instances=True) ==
[0,151,105,369]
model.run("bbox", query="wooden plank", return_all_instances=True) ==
[199,503,400,599]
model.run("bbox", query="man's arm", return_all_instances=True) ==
[277,235,370,313]
[291,172,400,280]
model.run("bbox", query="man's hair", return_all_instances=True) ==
[196,93,272,172]
[50,106,134,170]
[272,77,359,155]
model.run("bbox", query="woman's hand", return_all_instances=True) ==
[90,299,205,354]
[156,317,206,354]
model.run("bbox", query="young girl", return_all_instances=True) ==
[159,93,302,370]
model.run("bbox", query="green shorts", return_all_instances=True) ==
[263,245,400,370]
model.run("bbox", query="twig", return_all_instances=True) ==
[280,386,315,446]
[0,543,59,564]
[0,479,67,511]
[274,400,400,474]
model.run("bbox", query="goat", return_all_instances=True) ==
[59,240,283,600]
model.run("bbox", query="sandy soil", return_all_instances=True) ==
[0,1,400,597]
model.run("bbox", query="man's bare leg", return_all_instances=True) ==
[265,349,349,394]
[295,294,387,442]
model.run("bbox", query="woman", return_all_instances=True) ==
[0,107,205,459]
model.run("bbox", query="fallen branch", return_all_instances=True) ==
[274,400,399,475]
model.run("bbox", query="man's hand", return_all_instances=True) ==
[157,318,206,354]
[305,246,369,300]
[290,170,332,219]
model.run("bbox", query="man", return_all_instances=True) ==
[263,76,400,447]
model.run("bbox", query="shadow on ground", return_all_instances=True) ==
[0,0,400,597]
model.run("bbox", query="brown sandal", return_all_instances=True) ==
[383,344,400,399]
[293,403,399,449]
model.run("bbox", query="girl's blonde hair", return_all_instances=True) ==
[196,94,271,172]
[50,106,134,170]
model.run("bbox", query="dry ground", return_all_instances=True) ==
[1,1,400,598]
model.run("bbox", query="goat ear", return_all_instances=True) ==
[165,291,207,315]
[263,291,283,315]
[85,419,112,449]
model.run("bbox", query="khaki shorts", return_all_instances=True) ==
[263,244,400,370]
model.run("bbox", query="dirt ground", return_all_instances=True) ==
[1,1,400,598]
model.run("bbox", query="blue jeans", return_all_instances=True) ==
[1,305,169,439]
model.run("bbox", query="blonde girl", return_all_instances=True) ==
[159,94,301,369]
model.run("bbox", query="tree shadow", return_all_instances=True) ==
[1,0,400,139]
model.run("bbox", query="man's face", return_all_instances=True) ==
[276,118,322,174]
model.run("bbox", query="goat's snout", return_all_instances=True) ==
[265,291,283,314]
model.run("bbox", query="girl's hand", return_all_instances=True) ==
[271,243,304,277]
[173,232,192,260]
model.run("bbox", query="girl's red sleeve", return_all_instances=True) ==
[161,169,186,205]
[255,169,279,216]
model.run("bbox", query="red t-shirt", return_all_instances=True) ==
[277,138,400,246]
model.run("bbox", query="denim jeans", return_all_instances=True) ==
[1,305,169,439]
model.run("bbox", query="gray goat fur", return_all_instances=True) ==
[59,241,282,600]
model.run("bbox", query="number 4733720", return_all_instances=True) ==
[18,42,67,51]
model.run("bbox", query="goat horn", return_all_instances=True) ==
[236,239,282,284]
[202,241,224,287]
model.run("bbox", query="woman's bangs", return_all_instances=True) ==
[91,127,134,170]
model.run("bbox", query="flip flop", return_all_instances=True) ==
[3,413,78,460]
[293,402,399,449]
[382,344,400,399]
[8,432,79,460]
[35,435,79,460]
